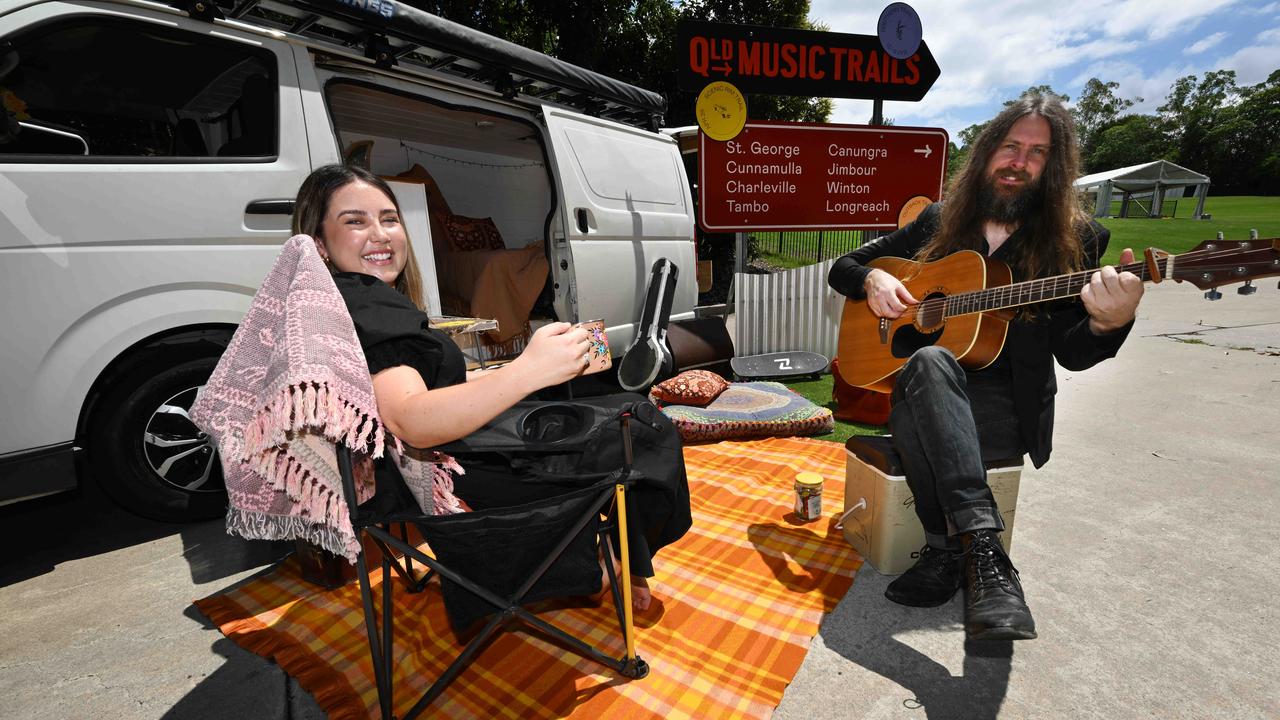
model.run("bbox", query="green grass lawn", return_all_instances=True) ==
[753,196,1277,270]
[783,373,886,446]
[1096,196,1279,265]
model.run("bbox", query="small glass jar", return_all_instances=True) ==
[794,471,824,522]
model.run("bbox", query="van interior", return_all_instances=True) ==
[325,81,559,365]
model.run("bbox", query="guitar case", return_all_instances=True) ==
[617,258,679,392]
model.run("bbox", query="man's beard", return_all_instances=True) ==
[979,171,1040,224]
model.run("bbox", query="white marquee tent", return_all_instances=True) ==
[1074,160,1210,219]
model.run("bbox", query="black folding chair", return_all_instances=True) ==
[335,397,654,719]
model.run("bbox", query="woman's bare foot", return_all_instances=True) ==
[596,551,654,613]
[630,575,652,612]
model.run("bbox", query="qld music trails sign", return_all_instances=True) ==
[676,19,940,101]
[699,120,948,232]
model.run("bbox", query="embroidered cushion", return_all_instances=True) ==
[444,215,505,252]
[648,369,729,407]
[655,381,834,443]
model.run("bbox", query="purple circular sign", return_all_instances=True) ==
[878,2,923,60]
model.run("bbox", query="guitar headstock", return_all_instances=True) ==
[1169,238,1280,290]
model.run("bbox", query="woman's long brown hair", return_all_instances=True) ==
[292,164,427,310]
[918,94,1094,281]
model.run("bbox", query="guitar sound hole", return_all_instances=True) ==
[891,292,946,359]
[916,292,946,331]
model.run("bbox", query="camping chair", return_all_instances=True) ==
[334,397,655,719]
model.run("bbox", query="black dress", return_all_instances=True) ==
[332,272,691,577]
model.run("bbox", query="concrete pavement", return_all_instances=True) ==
[2,279,1277,719]
[775,280,1280,719]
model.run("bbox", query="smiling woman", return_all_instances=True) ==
[284,163,693,612]
[317,182,409,284]
[292,164,428,308]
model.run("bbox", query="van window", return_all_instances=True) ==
[0,17,276,159]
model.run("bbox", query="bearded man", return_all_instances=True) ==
[828,94,1145,641]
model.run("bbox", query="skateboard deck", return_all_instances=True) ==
[731,351,829,380]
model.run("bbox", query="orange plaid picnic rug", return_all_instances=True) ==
[195,436,862,719]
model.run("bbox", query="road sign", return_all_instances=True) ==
[676,19,940,102]
[698,120,948,232]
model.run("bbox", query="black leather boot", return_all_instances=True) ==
[884,544,961,607]
[961,530,1037,640]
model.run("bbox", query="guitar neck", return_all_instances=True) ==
[936,238,1279,319]
[946,259,1155,317]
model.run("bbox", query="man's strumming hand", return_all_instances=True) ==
[864,268,918,319]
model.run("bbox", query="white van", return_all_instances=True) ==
[0,0,697,520]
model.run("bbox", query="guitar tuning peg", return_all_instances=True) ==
[1204,288,1223,301]
[1238,280,1257,295]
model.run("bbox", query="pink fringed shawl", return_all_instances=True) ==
[191,234,463,562]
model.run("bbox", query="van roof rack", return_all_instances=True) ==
[171,0,666,130]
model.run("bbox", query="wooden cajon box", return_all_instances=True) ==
[841,436,1023,575]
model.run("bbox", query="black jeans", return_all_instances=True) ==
[889,346,1024,548]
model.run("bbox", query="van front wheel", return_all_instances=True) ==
[89,355,227,522]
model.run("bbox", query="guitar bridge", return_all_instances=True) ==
[878,317,890,345]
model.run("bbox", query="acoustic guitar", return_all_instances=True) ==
[837,237,1280,392]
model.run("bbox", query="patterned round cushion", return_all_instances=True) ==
[648,369,729,407]
[444,215,505,252]
[658,381,834,443]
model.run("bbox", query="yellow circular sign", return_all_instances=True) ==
[696,81,747,142]
[898,195,933,228]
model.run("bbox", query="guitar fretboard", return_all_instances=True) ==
[942,260,1157,317]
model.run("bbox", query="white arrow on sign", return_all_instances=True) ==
[914,145,933,158]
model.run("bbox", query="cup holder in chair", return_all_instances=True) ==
[518,404,591,443]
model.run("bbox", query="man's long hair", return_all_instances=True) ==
[918,94,1092,280]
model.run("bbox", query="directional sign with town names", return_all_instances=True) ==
[698,120,949,232]
[676,19,940,102]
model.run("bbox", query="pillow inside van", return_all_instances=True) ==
[445,216,505,252]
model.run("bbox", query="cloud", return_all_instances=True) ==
[1097,0,1237,41]
[1212,37,1280,85]
[807,0,1254,138]
[1242,1,1278,13]
[1184,32,1228,55]
[1076,61,1200,114]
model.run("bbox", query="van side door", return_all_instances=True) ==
[541,107,696,350]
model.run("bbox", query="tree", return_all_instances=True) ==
[1159,70,1238,178]
[1005,84,1068,107]
[408,1,679,95]
[1073,78,1138,171]
[1201,70,1280,194]
[669,0,832,125]
[410,0,831,127]
[1087,114,1171,172]
[945,140,964,184]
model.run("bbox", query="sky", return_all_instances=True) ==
[807,0,1280,144]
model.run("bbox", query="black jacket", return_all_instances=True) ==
[828,203,1134,468]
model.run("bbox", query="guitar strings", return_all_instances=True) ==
[889,245,1277,323]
